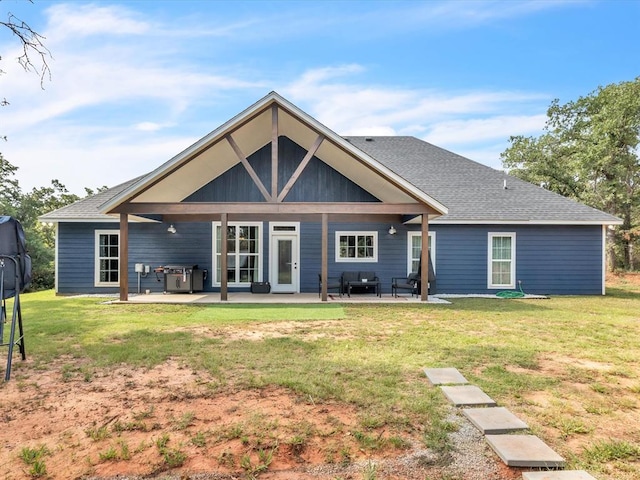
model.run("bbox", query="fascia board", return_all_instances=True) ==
[37,215,158,224]
[427,219,624,226]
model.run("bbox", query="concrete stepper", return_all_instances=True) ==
[522,471,598,480]
[462,406,529,434]
[440,385,497,407]
[486,434,565,468]
[423,367,469,385]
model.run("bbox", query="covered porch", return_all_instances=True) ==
[100,93,447,303]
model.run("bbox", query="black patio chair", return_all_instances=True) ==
[391,272,420,297]
[318,273,343,297]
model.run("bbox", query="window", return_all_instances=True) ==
[488,233,516,289]
[407,232,435,274]
[335,231,378,262]
[213,222,262,285]
[94,230,119,286]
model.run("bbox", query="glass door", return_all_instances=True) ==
[270,223,299,293]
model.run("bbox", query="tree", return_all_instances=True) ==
[501,77,640,271]
[1,155,85,289]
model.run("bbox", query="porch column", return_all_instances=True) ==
[421,214,429,302]
[321,213,328,302]
[221,213,228,301]
[119,213,129,301]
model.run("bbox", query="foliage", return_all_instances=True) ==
[501,77,640,270]
[0,156,86,289]
[1,150,107,289]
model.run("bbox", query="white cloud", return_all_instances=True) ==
[134,122,173,132]
[45,4,151,39]
[284,65,548,138]
[424,114,547,145]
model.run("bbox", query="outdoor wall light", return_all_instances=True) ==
[167,224,177,234]
[388,226,397,235]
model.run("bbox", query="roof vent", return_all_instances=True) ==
[365,137,374,142]
[503,179,508,190]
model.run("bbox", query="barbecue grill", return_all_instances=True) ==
[156,265,205,293]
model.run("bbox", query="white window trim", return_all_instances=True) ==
[488,232,516,289]
[407,231,435,275]
[212,222,263,287]
[269,222,299,234]
[335,231,378,263]
[94,229,120,287]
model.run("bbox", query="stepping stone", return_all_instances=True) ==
[423,367,469,385]
[462,406,529,434]
[486,434,565,468]
[440,385,497,407]
[522,472,598,480]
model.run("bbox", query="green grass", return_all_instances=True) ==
[6,280,640,479]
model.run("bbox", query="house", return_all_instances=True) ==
[39,92,621,301]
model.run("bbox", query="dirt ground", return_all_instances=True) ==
[1,274,637,480]
[0,360,521,480]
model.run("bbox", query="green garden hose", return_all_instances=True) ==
[496,281,526,298]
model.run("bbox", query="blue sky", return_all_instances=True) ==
[0,0,638,195]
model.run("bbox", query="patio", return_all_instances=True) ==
[117,292,451,304]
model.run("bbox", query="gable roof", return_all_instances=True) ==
[346,136,621,225]
[98,91,447,217]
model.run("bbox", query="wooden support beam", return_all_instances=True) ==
[321,213,328,302]
[116,202,435,216]
[220,213,228,301]
[271,105,278,199]
[162,213,404,224]
[278,134,324,202]
[226,134,272,202]
[421,214,429,302]
[119,214,129,301]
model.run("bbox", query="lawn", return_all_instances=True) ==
[1,275,639,479]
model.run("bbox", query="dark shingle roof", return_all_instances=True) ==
[41,137,620,225]
[39,176,145,221]
[346,136,620,224]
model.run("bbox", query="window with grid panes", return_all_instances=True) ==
[213,223,261,285]
[488,233,515,288]
[95,230,119,286]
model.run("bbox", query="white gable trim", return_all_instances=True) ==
[99,92,447,216]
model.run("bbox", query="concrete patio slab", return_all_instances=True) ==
[462,406,529,434]
[107,292,451,304]
[440,385,497,407]
[522,471,598,480]
[423,367,469,385]
[486,434,565,468]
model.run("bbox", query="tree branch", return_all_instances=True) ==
[1,11,52,87]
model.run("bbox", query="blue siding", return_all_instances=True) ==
[185,137,379,203]
[58,222,214,294]
[420,224,603,295]
[58,222,603,296]
[299,222,406,295]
